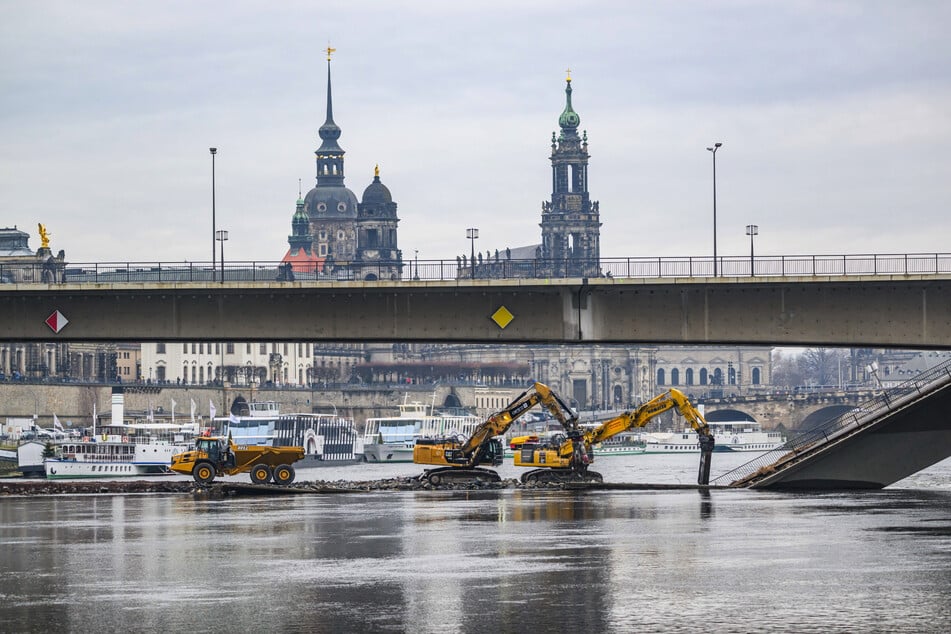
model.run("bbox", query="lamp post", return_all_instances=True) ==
[706,142,722,277]
[413,249,419,281]
[466,228,479,279]
[745,224,758,277]
[215,230,228,284]
[210,148,217,277]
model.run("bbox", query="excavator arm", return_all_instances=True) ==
[458,382,577,459]
[413,382,577,482]
[515,388,716,485]
[586,388,711,445]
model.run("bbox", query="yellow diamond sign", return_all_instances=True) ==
[491,306,514,329]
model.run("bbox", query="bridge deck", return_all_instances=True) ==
[712,359,951,489]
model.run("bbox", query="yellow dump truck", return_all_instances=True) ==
[170,436,305,485]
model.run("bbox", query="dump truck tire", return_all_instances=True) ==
[273,464,295,485]
[193,461,216,485]
[250,463,272,484]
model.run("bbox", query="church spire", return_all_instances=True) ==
[558,70,581,137]
[315,45,345,186]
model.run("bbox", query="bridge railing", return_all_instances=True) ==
[710,358,951,487]
[2,252,949,285]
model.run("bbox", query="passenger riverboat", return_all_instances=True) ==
[220,401,363,467]
[362,400,481,463]
[44,422,196,479]
[643,420,785,454]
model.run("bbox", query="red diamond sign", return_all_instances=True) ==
[45,310,69,334]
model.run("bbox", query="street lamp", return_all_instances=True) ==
[466,228,479,279]
[706,142,722,277]
[413,249,419,280]
[745,224,758,277]
[215,230,228,284]
[210,147,217,277]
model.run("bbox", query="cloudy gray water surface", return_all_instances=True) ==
[2,456,949,633]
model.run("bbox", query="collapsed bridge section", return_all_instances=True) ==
[713,359,951,489]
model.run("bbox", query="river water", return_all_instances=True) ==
[2,455,949,633]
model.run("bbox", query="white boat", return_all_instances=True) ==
[362,400,482,463]
[221,401,363,467]
[44,423,196,479]
[592,432,646,456]
[643,420,786,454]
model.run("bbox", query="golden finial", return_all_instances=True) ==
[566,67,572,82]
[374,164,380,178]
[37,223,50,249]
[326,44,336,61]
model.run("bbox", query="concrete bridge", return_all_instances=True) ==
[2,273,949,347]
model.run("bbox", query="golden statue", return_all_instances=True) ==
[374,164,380,178]
[326,44,336,61]
[37,223,50,249]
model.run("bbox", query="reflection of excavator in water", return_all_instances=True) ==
[513,388,715,485]
[413,382,578,485]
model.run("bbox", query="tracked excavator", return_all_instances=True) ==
[413,381,578,485]
[513,388,715,485]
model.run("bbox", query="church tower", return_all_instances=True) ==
[301,47,359,270]
[540,71,601,277]
[356,165,401,280]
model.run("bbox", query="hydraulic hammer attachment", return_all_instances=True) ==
[698,434,715,485]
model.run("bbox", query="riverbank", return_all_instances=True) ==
[0,476,719,497]
[0,476,513,496]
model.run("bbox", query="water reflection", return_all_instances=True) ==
[1,465,950,632]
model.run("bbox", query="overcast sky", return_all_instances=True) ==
[1,1,949,264]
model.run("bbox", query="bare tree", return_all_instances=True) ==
[771,349,805,388]
[798,348,848,387]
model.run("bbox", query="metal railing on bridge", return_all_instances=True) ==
[711,358,951,487]
[2,252,949,285]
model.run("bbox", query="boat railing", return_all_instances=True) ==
[711,358,951,487]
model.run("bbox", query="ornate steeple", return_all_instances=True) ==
[315,46,345,187]
[540,71,601,278]
[288,180,312,254]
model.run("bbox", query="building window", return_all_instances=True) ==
[156,343,166,354]
[259,343,267,355]
[752,367,761,385]
[319,244,328,256]
[337,202,347,213]
[226,343,234,354]
[156,366,166,381]
[671,369,680,386]
[657,369,665,386]
[700,368,708,385]
[685,368,694,385]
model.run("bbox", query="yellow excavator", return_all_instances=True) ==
[413,381,578,485]
[512,388,715,485]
